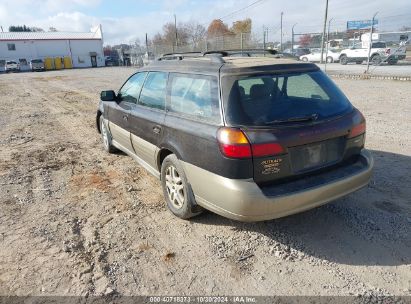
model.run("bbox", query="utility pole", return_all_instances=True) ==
[280,12,284,51]
[324,18,333,72]
[320,0,329,64]
[291,23,297,54]
[263,26,266,50]
[366,12,378,73]
[145,33,149,55]
[174,14,178,52]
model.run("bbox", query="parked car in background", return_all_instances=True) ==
[105,56,115,66]
[300,49,341,63]
[283,48,310,59]
[30,59,45,71]
[339,42,406,65]
[96,51,373,222]
[5,60,20,72]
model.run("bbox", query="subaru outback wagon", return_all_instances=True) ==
[96,51,373,222]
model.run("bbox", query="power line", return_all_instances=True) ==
[219,0,269,21]
[198,0,269,29]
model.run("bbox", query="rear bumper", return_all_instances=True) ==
[183,149,373,222]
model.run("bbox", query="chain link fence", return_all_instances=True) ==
[118,29,410,75]
[150,32,257,58]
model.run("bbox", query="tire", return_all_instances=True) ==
[387,59,398,65]
[371,54,382,66]
[326,56,333,63]
[99,115,117,153]
[301,57,308,62]
[161,154,203,220]
[340,55,348,65]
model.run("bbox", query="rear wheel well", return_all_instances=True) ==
[158,149,174,171]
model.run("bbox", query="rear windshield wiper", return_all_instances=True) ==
[266,113,319,124]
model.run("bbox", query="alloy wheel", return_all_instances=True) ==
[165,165,185,209]
[101,119,109,149]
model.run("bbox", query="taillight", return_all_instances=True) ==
[252,143,284,157]
[217,127,251,158]
[348,121,366,138]
[385,48,391,55]
[217,127,284,159]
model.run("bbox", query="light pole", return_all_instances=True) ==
[366,12,378,73]
[291,23,297,54]
[263,25,266,50]
[324,18,333,72]
[174,14,178,52]
[320,0,329,64]
[280,12,284,51]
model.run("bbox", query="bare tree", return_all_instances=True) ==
[183,21,206,48]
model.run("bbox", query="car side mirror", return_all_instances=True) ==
[100,90,117,101]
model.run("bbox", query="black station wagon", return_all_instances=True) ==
[96,51,373,221]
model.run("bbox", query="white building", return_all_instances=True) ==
[0,25,104,69]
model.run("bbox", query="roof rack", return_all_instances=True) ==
[203,49,278,57]
[158,51,225,63]
[158,51,202,61]
[157,49,280,63]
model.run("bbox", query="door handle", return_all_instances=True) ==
[153,126,161,134]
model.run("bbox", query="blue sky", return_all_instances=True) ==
[0,0,410,45]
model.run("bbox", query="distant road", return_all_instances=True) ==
[318,62,411,77]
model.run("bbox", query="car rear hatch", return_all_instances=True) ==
[220,66,366,184]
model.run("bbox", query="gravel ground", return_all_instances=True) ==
[0,67,410,297]
[318,61,411,77]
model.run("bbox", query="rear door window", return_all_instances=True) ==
[138,72,167,110]
[169,73,220,123]
[372,42,386,48]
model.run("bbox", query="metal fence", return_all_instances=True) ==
[150,32,257,58]
[118,29,410,76]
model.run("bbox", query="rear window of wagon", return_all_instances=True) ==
[222,71,353,126]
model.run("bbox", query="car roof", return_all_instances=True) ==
[143,56,319,76]
[221,57,318,75]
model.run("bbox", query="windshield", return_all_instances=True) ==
[222,71,353,126]
[7,61,17,64]
[31,59,43,63]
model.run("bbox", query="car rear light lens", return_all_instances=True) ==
[217,128,285,159]
[219,144,252,158]
[217,128,251,158]
[349,121,366,138]
[386,48,391,55]
[252,143,284,157]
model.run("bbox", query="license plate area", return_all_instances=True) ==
[289,137,345,173]
[302,143,325,169]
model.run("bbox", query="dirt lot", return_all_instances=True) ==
[0,67,410,297]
